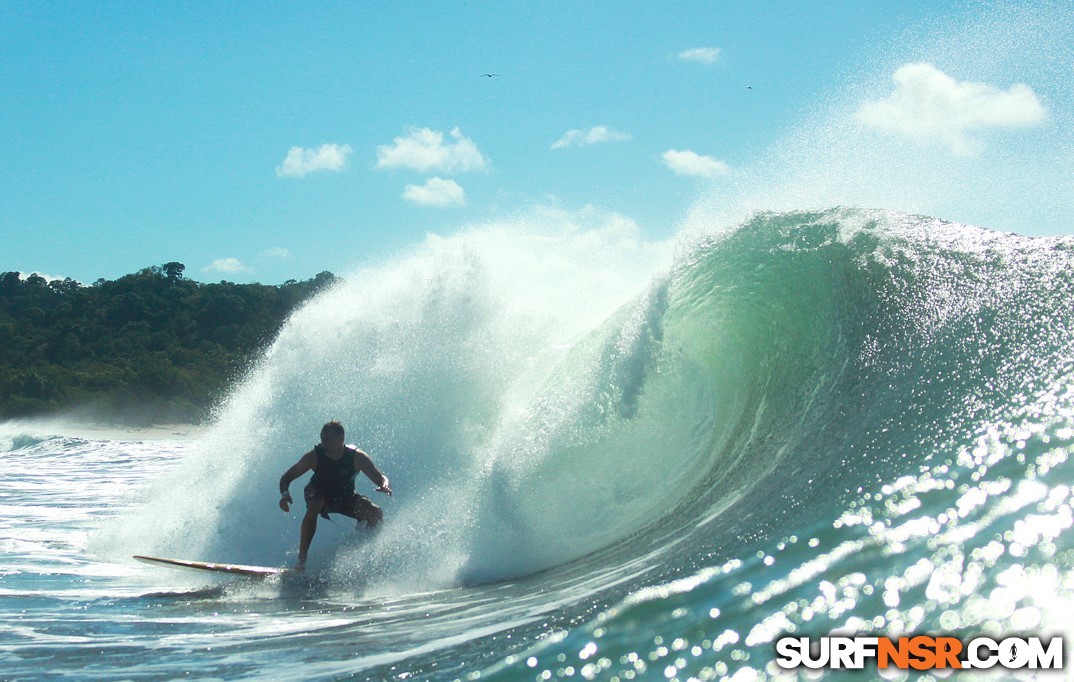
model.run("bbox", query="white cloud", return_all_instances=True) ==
[662,149,730,178]
[551,125,632,149]
[855,62,1046,155]
[402,177,467,208]
[20,271,68,283]
[261,247,291,259]
[376,127,489,173]
[275,143,353,178]
[678,47,722,65]
[204,258,251,275]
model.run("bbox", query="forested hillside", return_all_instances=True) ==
[0,263,338,422]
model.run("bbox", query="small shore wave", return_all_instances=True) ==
[0,417,206,443]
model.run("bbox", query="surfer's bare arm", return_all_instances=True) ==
[355,449,392,497]
[278,450,315,512]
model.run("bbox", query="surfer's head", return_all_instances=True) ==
[320,420,345,445]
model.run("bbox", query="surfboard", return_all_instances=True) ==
[133,555,293,579]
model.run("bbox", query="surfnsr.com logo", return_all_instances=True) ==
[775,635,1064,671]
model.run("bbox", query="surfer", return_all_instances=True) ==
[278,420,392,571]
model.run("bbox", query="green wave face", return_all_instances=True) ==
[479,208,1074,679]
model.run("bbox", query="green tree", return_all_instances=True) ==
[0,264,338,422]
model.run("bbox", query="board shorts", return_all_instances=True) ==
[303,482,383,527]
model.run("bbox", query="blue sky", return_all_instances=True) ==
[2,1,1071,284]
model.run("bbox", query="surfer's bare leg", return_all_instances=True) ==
[298,497,325,570]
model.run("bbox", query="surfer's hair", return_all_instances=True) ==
[320,420,345,441]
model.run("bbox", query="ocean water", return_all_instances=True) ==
[6,2,1074,677]
[3,208,1074,681]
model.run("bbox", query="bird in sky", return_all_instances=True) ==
[480,73,500,78]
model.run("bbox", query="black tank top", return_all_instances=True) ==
[310,444,358,497]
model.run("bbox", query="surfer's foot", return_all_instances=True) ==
[293,558,306,573]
